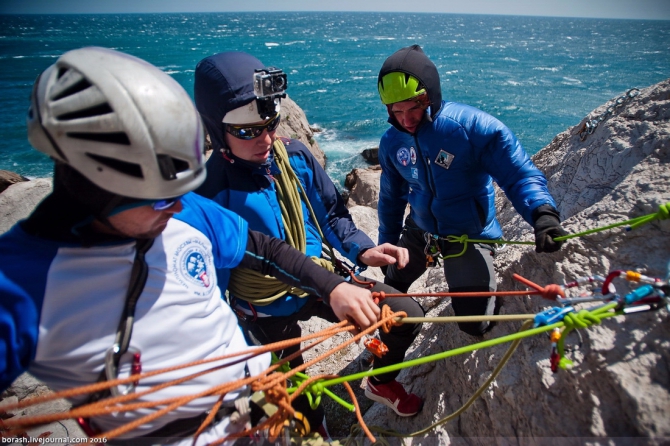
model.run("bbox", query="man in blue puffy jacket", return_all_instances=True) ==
[376,45,567,336]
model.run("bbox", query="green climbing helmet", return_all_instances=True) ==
[378,71,426,105]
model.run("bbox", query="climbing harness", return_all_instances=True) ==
[576,88,640,141]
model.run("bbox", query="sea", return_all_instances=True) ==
[1,12,669,187]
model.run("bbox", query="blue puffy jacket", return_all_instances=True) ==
[196,139,374,316]
[378,100,557,245]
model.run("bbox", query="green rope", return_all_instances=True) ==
[301,306,620,410]
[435,202,669,260]
[356,320,535,441]
[338,305,622,443]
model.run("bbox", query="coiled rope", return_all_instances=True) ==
[226,138,336,304]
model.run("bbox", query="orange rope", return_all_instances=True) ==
[0,311,404,442]
[512,274,565,300]
[373,288,545,302]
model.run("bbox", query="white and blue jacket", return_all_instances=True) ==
[0,191,342,441]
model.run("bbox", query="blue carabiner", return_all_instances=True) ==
[534,306,575,328]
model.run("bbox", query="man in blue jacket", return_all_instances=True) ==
[194,51,425,419]
[0,47,382,444]
[376,45,567,336]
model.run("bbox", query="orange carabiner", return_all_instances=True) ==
[364,337,389,358]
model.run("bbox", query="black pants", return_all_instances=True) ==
[237,278,424,384]
[385,217,497,336]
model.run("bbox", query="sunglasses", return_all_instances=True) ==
[151,196,182,211]
[226,114,281,140]
[108,195,183,217]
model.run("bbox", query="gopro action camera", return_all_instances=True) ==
[253,67,288,119]
[253,68,288,99]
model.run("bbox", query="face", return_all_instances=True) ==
[96,199,183,239]
[224,117,279,163]
[390,99,428,134]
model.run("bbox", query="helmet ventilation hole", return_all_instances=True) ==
[86,153,143,178]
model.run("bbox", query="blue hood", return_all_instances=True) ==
[194,51,266,152]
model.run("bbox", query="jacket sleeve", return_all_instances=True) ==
[239,229,345,303]
[468,111,557,226]
[377,134,410,245]
[290,141,375,265]
[0,270,38,391]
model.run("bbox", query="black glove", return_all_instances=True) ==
[533,205,568,253]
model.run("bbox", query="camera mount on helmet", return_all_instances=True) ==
[253,67,288,120]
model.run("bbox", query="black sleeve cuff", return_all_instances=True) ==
[532,204,561,224]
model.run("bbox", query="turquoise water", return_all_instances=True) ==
[1,12,668,185]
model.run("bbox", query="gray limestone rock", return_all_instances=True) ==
[0,178,52,235]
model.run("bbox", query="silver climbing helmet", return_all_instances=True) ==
[27,46,206,199]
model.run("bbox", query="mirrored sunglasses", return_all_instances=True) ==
[152,195,183,211]
[226,114,281,140]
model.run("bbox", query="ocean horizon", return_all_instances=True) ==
[1,12,668,186]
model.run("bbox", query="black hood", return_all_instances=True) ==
[378,44,442,119]
[194,51,266,152]
[21,163,145,245]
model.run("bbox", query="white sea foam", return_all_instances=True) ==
[562,77,582,85]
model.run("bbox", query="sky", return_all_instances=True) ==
[1,0,670,20]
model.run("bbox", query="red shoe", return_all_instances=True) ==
[364,379,423,417]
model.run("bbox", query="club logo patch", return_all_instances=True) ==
[172,238,213,295]
[410,147,417,165]
[396,147,411,166]
[435,150,455,170]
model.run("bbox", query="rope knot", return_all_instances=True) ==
[563,309,602,330]
[541,284,566,301]
[380,305,406,334]
[658,203,669,220]
[446,234,469,244]
[372,291,386,304]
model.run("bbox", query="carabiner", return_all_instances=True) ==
[105,344,142,396]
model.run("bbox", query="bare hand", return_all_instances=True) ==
[328,282,380,334]
[358,243,409,269]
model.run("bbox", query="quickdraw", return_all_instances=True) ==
[531,269,668,372]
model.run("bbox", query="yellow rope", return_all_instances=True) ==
[227,139,334,305]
